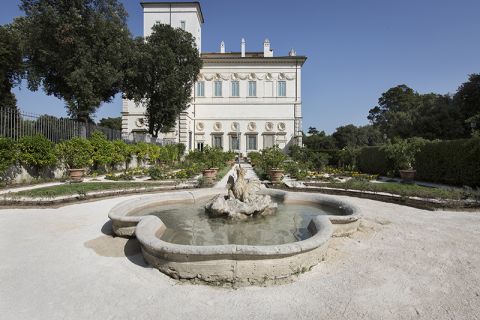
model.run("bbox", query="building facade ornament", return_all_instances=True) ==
[213,122,222,131]
[196,122,205,131]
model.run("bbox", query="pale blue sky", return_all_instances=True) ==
[2,0,479,133]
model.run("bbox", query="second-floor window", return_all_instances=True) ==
[248,81,256,97]
[196,81,205,97]
[231,81,239,97]
[278,81,286,97]
[214,81,222,97]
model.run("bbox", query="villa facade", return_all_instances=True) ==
[122,1,307,154]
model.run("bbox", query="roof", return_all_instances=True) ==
[201,52,307,65]
[140,2,204,23]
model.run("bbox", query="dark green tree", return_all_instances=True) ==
[303,130,337,150]
[98,117,122,130]
[0,25,23,109]
[307,126,319,135]
[368,85,419,138]
[18,0,132,121]
[332,124,383,149]
[454,74,480,134]
[123,23,202,137]
[413,94,465,139]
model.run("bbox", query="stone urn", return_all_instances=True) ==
[269,169,284,183]
[202,169,216,185]
[399,169,416,183]
[68,169,85,182]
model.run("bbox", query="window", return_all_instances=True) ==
[248,81,257,97]
[213,135,223,148]
[231,81,239,97]
[263,134,275,148]
[197,142,204,151]
[247,135,257,150]
[230,135,240,150]
[180,21,186,30]
[196,81,205,97]
[278,81,286,97]
[214,81,222,97]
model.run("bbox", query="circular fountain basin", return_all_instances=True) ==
[108,188,361,286]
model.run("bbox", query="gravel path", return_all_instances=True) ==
[0,193,479,319]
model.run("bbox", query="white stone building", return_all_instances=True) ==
[122,1,307,154]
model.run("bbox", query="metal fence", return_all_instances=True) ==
[0,107,122,143]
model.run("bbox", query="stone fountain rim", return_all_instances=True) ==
[108,188,361,237]
[136,214,333,260]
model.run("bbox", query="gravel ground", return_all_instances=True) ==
[0,193,479,320]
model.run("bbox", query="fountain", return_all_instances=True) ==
[205,166,277,219]
[108,166,361,286]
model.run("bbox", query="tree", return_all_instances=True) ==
[332,124,383,149]
[368,85,419,139]
[307,126,319,135]
[454,74,480,134]
[18,0,132,121]
[0,25,23,109]
[99,117,122,130]
[303,130,337,150]
[123,23,202,137]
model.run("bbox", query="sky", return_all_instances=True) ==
[1,0,480,133]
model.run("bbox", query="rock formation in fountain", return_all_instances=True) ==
[205,166,278,220]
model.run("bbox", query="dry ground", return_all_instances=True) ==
[0,193,479,320]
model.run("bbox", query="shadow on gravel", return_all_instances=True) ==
[84,220,149,268]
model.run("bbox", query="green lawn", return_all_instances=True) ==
[9,182,173,199]
[319,180,480,201]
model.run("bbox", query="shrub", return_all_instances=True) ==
[203,146,225,169]
[134,142,151,163]
[0,137,18,180]
[337,147,359,170]
[56,137,93,169]
[149,166,169,180]
[415,138,480,187]
[357,146,390,175]
[89,131,114,171]
[260,146,286,171]
[382,138,426,172]
[18,134,57,170]
[110,140,132,170]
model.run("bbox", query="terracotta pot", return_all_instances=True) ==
[269,169,284,183]
[68,169,85,182]
[202,169,216,185]
[210,167,219,179]
[399,169,416,183]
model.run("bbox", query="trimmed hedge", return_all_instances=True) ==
[357,146,390,176]
[415,138,480,187]
[356,138,480,187]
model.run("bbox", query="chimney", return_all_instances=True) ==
[220,41,225,53]
[263,38,273,57]
[241,38,246,57]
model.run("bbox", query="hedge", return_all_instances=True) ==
[415,138,480,187]
[356,146,391,176]
[356,138,480,187]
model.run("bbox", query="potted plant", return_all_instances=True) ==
[56,137,93,182]
[383,138,425,183]
[261,146,286,183]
